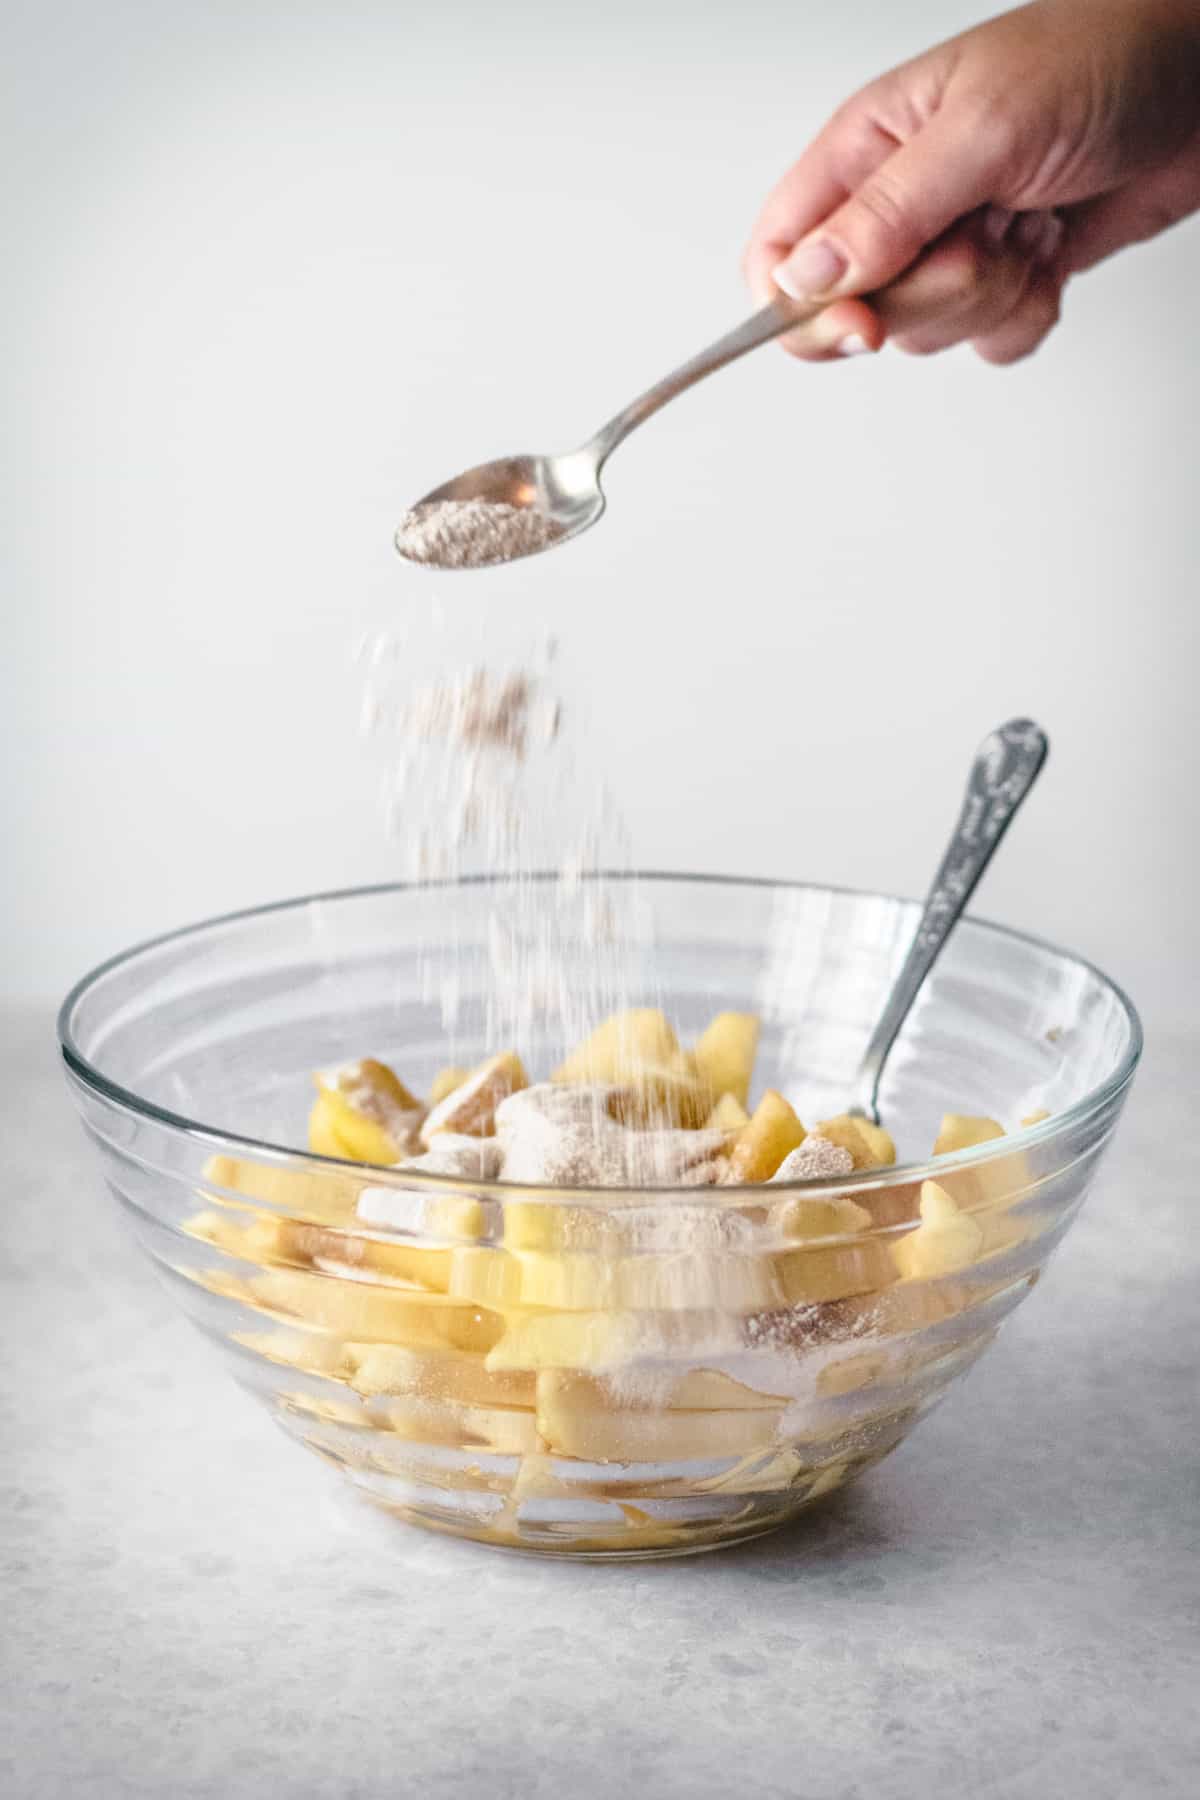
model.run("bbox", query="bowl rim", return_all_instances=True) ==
[57,870,1144,1200]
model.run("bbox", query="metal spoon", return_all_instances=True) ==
[395,294,840,569]
[848,718,1050,1126]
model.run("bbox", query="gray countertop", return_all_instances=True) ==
[3,1005,1197,1800]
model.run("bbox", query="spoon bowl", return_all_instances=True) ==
[399,449,606,564]
[396,295,827,570]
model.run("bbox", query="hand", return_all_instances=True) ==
[743,0,1200,365]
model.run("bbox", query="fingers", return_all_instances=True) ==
[883,209,1057,356]
[971,268,1064,365]
[770,208,1062,366]
[771,105,1012,303]
[771,297,888,364]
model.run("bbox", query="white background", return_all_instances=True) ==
[6,0,1197,1029]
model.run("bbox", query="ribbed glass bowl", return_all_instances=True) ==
[59,875,1141,1559]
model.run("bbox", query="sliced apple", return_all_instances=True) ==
[692,1012,760,1108]
[774,1193,872,1239]
[248,1267,504,1352]
[933,1113,1005,1157]
[607,1062,715,1130]
[419,1050,527,1144]
[773,1236,896,1303]
[484,1309,640,1373]
[347,1343,535,1409]
[705,1091,751,1132]
[429,1064,471,1105]
[891,1179,985,1280]
[535,1369,781,1463]
[309,1058,425,1164]
[816,1113,897,1170]
[551,1008,681,1084]
[202,1152,357,1224]
[726,1089,806,1183]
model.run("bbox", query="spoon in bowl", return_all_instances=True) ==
[847,717,1049,1127]
[395,291,854,570]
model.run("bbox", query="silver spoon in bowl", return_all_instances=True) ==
[395,292,848,570]
[847,717,1049,1127]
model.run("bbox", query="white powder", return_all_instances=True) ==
[395,500,565,569]
[398,668,559,762]
[495,1083,728,1189]
[396,1135,504,1181]
[357,620,658,1069]
[771,1138,855,1183]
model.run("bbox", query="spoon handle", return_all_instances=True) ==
[587,296,824,466]
[850,718,1050,1124]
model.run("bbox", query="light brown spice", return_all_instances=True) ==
[395,499,564,569]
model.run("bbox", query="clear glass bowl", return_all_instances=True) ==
[59,876,1141,1559]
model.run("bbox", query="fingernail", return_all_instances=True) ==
[1014,211,1047,255]
[838,333,872,357]
[773,239,849,300]
[1034,213,1064,265]
[983,205,1013,251]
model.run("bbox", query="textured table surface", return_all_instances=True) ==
[3,1004,1197,1800]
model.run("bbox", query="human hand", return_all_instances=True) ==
[744,0,1200,364]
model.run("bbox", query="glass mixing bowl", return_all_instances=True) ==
[59,876,1141,1559]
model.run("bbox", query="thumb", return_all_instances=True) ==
[772,109,1007,302]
